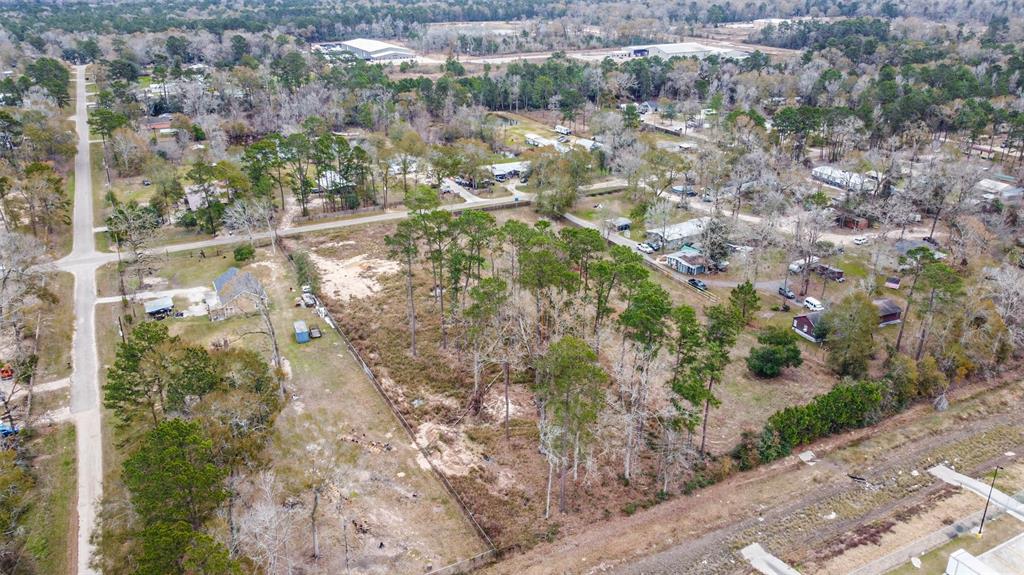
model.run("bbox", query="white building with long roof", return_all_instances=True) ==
[313,39,415,61]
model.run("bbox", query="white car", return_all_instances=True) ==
[803,297,825,312]
[637,243,655,254]
[852,236,869,246]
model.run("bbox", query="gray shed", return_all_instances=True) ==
[144,296,174,316]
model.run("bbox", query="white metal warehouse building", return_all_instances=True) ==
[314,39,415,61]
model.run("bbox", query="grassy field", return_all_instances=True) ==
[50,174,76,259]
[96,242,245,297]
[30,272,75,383]
[22,424,77,575]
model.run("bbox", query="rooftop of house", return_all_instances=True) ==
[873,298,902,317]
[647,217,711,242]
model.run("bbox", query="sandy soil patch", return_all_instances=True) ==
[308,252,401,302]
[248,258,287,285]
[279,193,303,229]
[414,421,482,477]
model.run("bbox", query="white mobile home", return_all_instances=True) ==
[645,217,711,250]
[788,256,820,273]
[811,166,877,193]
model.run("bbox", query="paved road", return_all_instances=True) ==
[929,464,1024,521]
[741,543,802,575]
[55,64,102,575]
[443,177,482,202]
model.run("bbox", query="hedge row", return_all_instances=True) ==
[753,381,886,464]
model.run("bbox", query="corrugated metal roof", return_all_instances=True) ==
[144,296,174,314]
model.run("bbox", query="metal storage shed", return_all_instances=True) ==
[144,296,174,316]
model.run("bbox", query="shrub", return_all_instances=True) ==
[731,430,762,470]
[746,326,803,377]
[233,245,255,262]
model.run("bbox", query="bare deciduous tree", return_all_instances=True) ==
[222,197,278,252]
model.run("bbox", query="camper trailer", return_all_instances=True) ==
[788,256,820,273]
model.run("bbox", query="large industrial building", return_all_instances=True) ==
[628,42,749,60]
[313,39,415,62]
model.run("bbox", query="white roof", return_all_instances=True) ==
[647,217,711,243]
[340,38,412,54]
[634,42,710,55]
[488,161,530,177]
[144,296,174,314]
[976,178,1023,197]
[317,170,352,190]
[631,42,749,59]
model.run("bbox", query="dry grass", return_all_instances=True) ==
[31,271,75,382]
[22,423,77,575]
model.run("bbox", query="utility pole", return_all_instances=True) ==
[977,466,1003,537]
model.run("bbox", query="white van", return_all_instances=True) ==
[554,125,572,136]
[803,297,825,312]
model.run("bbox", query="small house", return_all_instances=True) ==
[894,239,946,260]
[208,267,259,321]
[143,114,174,131]
[666,248,710,275]
[837,214,869,230]
[873,298,903,326]
[793,300,902,342]
[884,276,902,290]
[554,125,572,135]
[605,217,631,232]
[975,178,1023,205]
[487,161,530,180]
[811,165,877,193]
[182,183,227,212]
[815,264,845,282]
[792,311,825,342]
[788,256,820,273]
[144,296,174,318]
[294,320,310,344]
[316,170,354,194]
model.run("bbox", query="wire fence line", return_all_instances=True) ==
[281,245,499,574]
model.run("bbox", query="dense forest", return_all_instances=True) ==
[2,0,1024,45]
